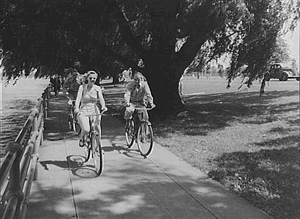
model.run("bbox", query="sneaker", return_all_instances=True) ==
[79,137,85,147]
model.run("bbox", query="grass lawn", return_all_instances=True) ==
[102,76,300,219]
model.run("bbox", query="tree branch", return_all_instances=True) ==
[106,0,146,58]
[176,32,206,73]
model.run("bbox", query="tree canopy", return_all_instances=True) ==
[1,0,299,115]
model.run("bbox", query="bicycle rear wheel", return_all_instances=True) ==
[125,120,135,148]
[137,122,153,157]
[92,133,103,175]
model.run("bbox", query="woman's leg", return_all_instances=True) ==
[77,114,90,138]
[124,104,135,120]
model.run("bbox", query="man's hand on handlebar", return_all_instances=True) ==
[149,103,156,110]
[146,102,156,110]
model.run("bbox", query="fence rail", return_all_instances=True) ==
[0,84,51,219]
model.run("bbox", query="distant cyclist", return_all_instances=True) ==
[124,72,155,130]
[62,69,84,100]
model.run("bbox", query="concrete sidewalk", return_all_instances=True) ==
[26,93,273,219]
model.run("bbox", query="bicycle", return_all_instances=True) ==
[67,98,81,135]
[81,109,107,175]
[125,106,154,158]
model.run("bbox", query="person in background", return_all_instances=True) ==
[124,72,155,130]
[62,69,83,100]
[75,70,107,147]
[50,75,61,96]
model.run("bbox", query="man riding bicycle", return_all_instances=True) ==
[124,72,155,130]
[62,69,84,100]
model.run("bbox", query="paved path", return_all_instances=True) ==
[26,91,273,219]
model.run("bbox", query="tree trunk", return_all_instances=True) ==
[145,65,185,118]
[112,75,119,84]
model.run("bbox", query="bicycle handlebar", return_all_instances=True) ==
[124,103,156,111]
[134,106,155,111]
[79,109,108,117]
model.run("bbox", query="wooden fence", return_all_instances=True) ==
[0,85,51,219]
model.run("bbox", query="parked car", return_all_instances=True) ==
[264,63,299,81]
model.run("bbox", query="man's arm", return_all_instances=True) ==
[144,83,154,106]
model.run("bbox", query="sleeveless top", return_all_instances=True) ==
[79,85,102,123]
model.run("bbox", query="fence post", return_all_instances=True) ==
[31,108,39,133]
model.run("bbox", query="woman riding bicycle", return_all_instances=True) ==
[75,70,107,147]
[124,72,155,130]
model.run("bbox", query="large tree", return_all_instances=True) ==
[1,0,299,115]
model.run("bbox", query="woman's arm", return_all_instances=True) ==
[96,86,106,110]
[144,83,154,106]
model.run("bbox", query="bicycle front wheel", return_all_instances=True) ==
[92,133,103,175]
[137,122,153,157]
[125,120,135,148]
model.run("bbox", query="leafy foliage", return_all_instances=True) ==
[0,0,298,112]
[269,38,292,64]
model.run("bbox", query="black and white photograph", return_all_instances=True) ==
[1,1,299,218]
